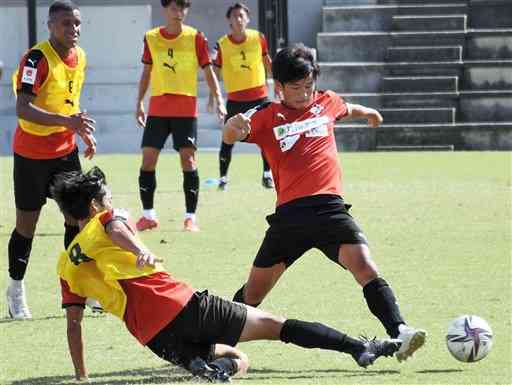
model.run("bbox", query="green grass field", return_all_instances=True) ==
[0,152,510,385]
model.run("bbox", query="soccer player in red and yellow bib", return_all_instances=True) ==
[5,0,96,320]
[52,166,400,381]
[224,44,427,363]
[211,3,274,190]
[135,0,226,233]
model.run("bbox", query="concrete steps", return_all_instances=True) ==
[392,14,467,32]
[380,107,456,124]
[386,45,463,62]
[382,76,459,93]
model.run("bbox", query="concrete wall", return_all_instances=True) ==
[287,0,323,48]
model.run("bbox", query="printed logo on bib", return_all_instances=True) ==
[273,116,330,140]
[21,67,37,85]
[305,124,328,137]
[279,134,300,152]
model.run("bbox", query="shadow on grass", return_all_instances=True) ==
[0,313,104,324]
[9,365,401,384]
[10,366,190,385]
[416,369,464,374]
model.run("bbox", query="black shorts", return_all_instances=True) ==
[146,290,247,369]
[141,116,197,151]
[13,148,81,211]
[225,97,269,122]
[253,195,368,269]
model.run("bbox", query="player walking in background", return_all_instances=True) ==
[224,44,427,362]
[5,0,96,320]
[51,166,401,382]
[135,0,226,232]
[210,2,274,190]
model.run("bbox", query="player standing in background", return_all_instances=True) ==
[210,2,274,190]
[224,44,427,362]
[51,166,401,382]
[5,0,96,320]
[135,0,226,232]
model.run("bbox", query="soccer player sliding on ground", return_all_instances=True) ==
[52,167,401,382]
[224,43,427,362]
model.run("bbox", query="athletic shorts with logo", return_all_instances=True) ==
[142,117,197,151]
[14,147,81,210]
[225,97,269,122]
[146,290,247,369]
[253,194,368,268]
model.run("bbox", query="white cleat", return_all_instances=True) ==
[86,298,104,314]
[6,278,32,320]
[396,325,427,362]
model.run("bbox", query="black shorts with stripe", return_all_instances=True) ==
[141,116,197,151]
[146,290,247,370]
[225,97,269,122]
[253,194,368,268]
[13,147,81,211]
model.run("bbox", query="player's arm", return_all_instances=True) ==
[203,65,226,121]
[207,65,222,114]
[223,113,252,144]
[104,218,161,269]
[344,103,383,128]
[135,64,151,128]
[66,305,88,381]
[61,279,88,381]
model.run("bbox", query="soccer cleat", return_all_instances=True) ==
[86,298,104,314]
[189,357,231,383]
[352,337,401,368]
[136,216,159,232]
[396,325,427,362]
[218,178,228,191]
[261,175,274,189]
[6,279,32,320]
[184,218,200,232]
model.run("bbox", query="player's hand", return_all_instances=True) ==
[366,108,383,128]
[135,249,163,269]
[135,102,146,128]
[226,113,251,140]
[67,111,96,136]
[216,98,227,123]
[79,132,97,160]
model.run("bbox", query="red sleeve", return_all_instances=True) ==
[333,92,348,120]
[245,105,270,145]
[17,50,49,95]
[142,37,152,64]
[60,279,86,308]
[213,42,222,67]
[260,33,269,56]
[196,32,212,68]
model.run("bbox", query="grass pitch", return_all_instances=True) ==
[0,151,510,385]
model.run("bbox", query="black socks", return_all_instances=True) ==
[8,229,33,280]
[139,170,156,210]
[183,170,199,213]
[280,319,363,355]
[219,142,234,178]
[363,277,405,338]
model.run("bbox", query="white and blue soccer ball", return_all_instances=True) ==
[446,315,493,362]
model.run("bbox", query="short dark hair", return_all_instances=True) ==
[49,0,78,17]
[161,0,191,8]
[51,167,108,221]
[226,2,250,18]
[272,44,320,84]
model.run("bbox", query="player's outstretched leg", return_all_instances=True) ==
[239,306,401,368]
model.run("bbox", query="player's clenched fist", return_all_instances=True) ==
[223,113,252,144]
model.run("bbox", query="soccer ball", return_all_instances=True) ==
[446,315,493,362]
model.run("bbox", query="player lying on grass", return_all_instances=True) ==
[224,43,427,362]
[51,167,401,382]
